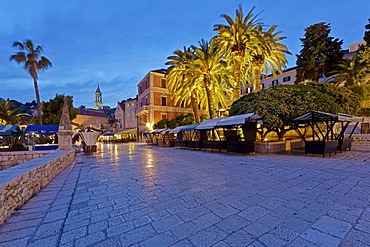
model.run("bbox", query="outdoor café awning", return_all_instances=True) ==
[0,125,22,136]
[115,128,137,135]
[179,123,199,132]
[196,118,222,130]
[150,128,167,134]
[169,125,187,134]
[25,124,59,135]
[293,111,364,123]
[216,113,261,127]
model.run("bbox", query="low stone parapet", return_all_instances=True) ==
[0,150,75,224]
[352,134,370,146]
[0,151,50,171]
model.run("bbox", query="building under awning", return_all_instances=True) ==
[24,125,59,135]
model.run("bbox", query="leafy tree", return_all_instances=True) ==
[153,114,195,129]
[230,85,341,140]
[153,118,171,129]
[0,101,31,124]
[248,25,290,91]
[10,39,52,124]
[307,82,362,115]
[214,5,260,101]
[40,94,77,124]
[296,22,343,82]
[363,18,370,45]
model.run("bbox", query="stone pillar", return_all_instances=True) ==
[58,98,73,150]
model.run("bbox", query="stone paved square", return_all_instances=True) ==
[0,143,369,246]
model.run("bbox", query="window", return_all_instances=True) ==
[161,96,167,106]
[161,78,166,88]
[145,79,149,88]
[96,120,100,124]
[283,76,291,82]
[180,101,185,108]
[140,100,142,107]
[161,113,167,120]
[272,79,278,86]
[86,119,91,124]
[261,83,265,90]
[145,96,148,105]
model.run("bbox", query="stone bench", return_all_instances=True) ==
[0,150,75,224]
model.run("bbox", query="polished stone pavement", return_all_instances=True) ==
[0,143,369,247]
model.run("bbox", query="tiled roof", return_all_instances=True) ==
[150,68,167,74]
[79,108,108,118]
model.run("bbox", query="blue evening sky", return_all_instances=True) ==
[0,0,369,108]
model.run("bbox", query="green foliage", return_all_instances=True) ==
[307,82,362,115]
[296,22,343,82]
[153,119,171,129]
[0,100,31,124]
[40,94,78,124]
[153,114,195,129]
[364,18,370,45]
[358,107,370,117]
[230,85,341,139]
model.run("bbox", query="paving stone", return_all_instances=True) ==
[178,206,210,222]
[152,214,184,233]
[88,220,108,234]
[223,229,254,246]
[354,220,370,233]
[60,226,87,244]
[149,209,171,221]
[271,225,299,242]
[0,227,36,243]
[170,222,201,240]
[312,216,352,238]
[92,237,122,247]
[74,231,106,247]
[244,221,270,237]
[193,212,222,229]
[213,206,239,219]
[289,236,319,247]
[0,237,29,247]
[188,226,227,247]
[28,235,59,247]
[170,238,194,247]
[301,229,341,247]
[239,206,269,221]
[215,215,250,234]
[119,224,157,245]
[259,233,288,247]
[140,231,178,247]
[34,220,64,239]
[257,214,282,228]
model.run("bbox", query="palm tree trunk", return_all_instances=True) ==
[204,77,215,119]
[191,93,201,123]
[33,78,43,124]
[253,66,262,92]
[233,60,241,102]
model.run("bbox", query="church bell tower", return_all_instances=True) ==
[94,84,103,110]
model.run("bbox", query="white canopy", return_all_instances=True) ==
[80,132,100,146]
[196,118,222,130]
[169,125,188,134]
[216,113,261,127]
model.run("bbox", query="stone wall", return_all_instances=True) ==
[255,139,304,153]
[353,134,370,146]
[0,151,50,171]
[0,150,75,224]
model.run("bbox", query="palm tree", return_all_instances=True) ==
[0,101,30,124]
[10,39,52,124]
[188,38,231,119]
[330,54,368,87]
[214,5,260,101]
[248,25,291,91]
[166,47,202,123]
